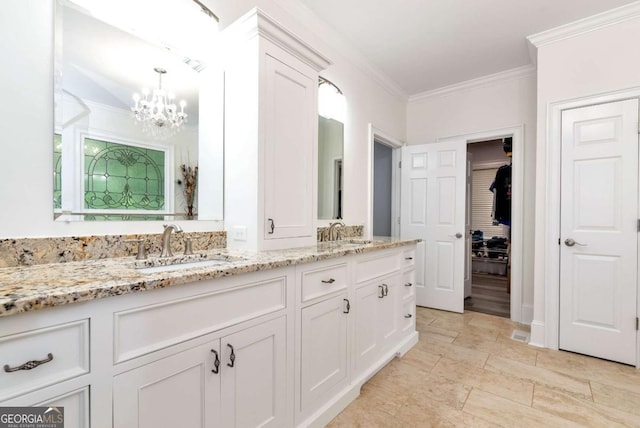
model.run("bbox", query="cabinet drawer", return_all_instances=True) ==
[301,262,348,302]
[403,248,416,268]
[114,275,287,363]
[400,299,415,335]
[355,251,401,283]
[402,270,416,300]
[0,320,90,401]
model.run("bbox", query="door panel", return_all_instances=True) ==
[401,141,466,312]
[560,99,638,365]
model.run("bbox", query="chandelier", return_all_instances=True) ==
[131,68,187,139]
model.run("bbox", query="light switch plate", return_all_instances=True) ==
[233,226,247,241]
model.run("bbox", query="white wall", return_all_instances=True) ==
[0,0,406,238]
[531,15,640,345]
[406,70,537,323]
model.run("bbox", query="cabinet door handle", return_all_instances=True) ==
[343,299,350,314]
[405,257,413,260]
[405,282,413,287]
[321,278,335,284]
[268,218,275,234]
[383,284,389,296]
[227,344,235,368]
[378,285,384,298]
[211,349,220,374]
[4,353,54,372]
[405,314,413,319]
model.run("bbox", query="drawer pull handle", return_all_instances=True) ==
[4,353,54,372]
[405,282,413,287]
[378,285,384,298]
[405,314,413,319]
[227,344,235,368]
[383,284,389,297]
[211,349,220,374]
[321,278,335,284]
[343,299,350,314]
[405,257,413,260]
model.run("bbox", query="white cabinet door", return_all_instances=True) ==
[113,341,220,428]
[353,282,382,377]
[220,317,287,428]
[300,294,349,414]
[263,54,316,241]
[560,99,638,365]
[378,277,400,349]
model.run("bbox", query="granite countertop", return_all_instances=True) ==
[0,238,419,318]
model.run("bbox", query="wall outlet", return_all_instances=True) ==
[233,226,248,241]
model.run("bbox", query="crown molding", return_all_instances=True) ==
[408,65,535,103]
[271,0,408,101]
[527,1,640,48]
[222,7,332,72]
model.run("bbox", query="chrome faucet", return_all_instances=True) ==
[160,224,183,257]
[327,221,345,241]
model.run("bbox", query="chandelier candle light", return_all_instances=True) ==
[132,67,187,139]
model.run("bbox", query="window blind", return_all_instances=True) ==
[472,167,507,239]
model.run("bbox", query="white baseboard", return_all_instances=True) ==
[528,320,546,348]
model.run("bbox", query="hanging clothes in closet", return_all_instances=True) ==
[490,163,511,226]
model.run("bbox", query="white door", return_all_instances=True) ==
[560,99,638,365]
[464,152,473,298]
[401,141,467,312]
[221,316,287,428]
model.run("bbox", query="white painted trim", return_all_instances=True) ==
[408,65,535,103]
[272,0,408,101]
[529,320,546,348]
[438,125,525,324]
[366,124,404,239]
[527,1,640,48]
[543,87,640,363]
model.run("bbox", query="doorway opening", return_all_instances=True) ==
[464,138,512,318]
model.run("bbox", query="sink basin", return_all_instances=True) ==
[136,259,230,274]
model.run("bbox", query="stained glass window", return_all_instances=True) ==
[83,138,165,211]
[53,134,62,209]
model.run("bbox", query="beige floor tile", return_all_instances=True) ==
[453,333,538,366]
[485,355,592,399]
[327,399,404,428]
[590,381,640,418]
[399,345,442,372]
[432,357,534,406]
[412,372,472,410]
[463,389,580,428]
[396,396,495,428]
[422,339,490,367]
[536,349,640,395]
[418,324,460,343]
[532,385,639,428]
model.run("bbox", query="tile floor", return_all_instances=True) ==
[328,307,640,427]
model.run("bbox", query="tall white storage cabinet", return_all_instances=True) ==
[223,9,332,251]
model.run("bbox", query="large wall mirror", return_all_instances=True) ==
[318,77,345,220]
[54,0,223,221]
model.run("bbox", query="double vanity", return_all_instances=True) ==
[0,237,418,427]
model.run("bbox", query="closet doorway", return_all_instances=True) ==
[464,139,512,318]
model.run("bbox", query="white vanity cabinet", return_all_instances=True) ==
[222,8,332,251]
[113,316,287,428]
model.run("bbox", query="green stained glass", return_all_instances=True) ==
[83,138,165,211]
[53,134,62,209]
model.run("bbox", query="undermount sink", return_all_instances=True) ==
[136,259,231,274]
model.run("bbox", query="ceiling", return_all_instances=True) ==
[297,0,638,96]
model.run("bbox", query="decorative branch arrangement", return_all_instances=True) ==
[180,164,198,217]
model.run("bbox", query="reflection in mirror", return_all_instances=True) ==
[54,0,223,221]
[318,77,345,220]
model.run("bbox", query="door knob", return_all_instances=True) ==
[564,238,586,247]
[450,233,463,239]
